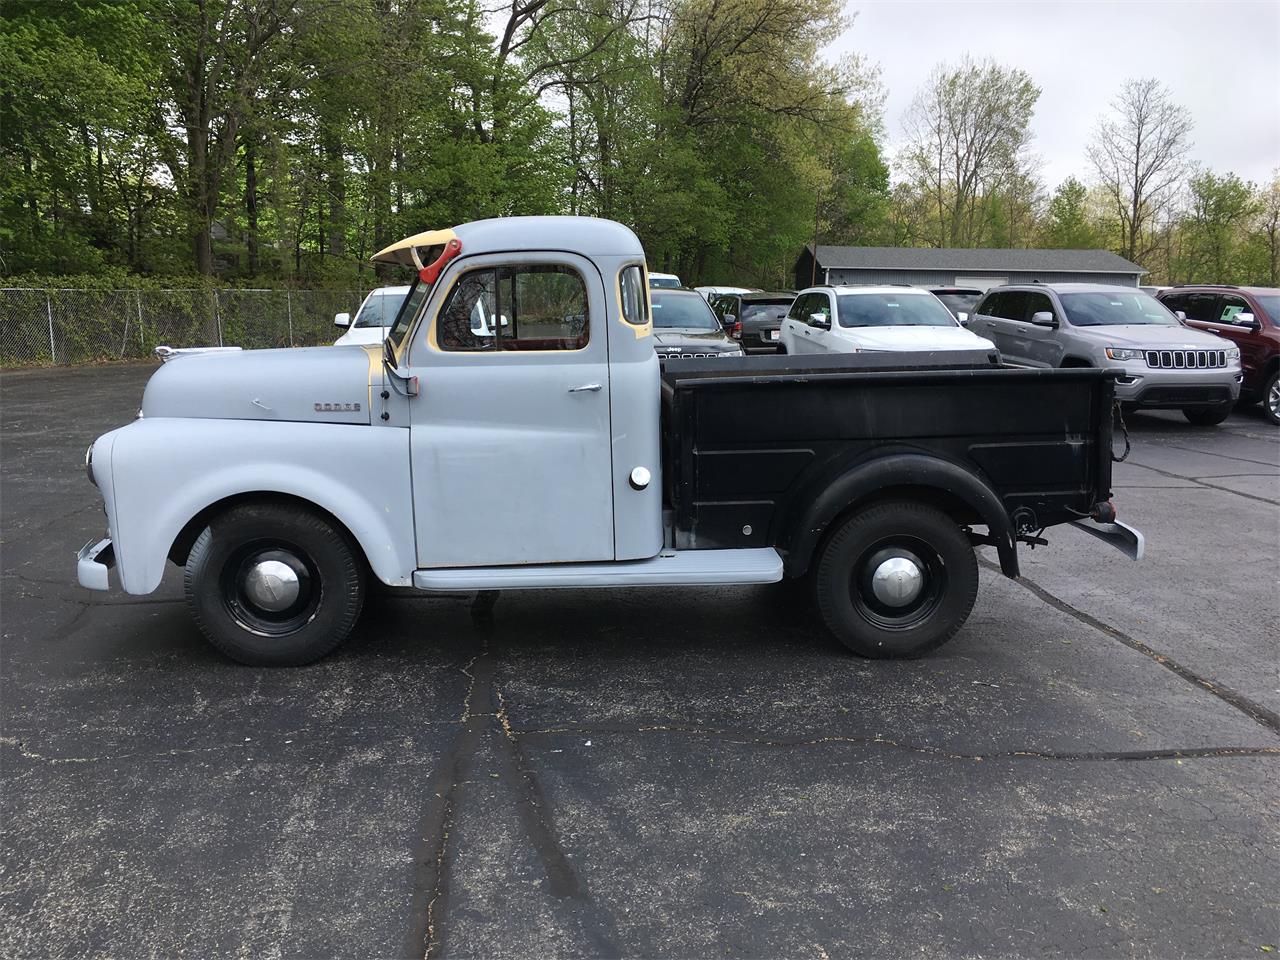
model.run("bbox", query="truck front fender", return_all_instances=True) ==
[100,418,415,594]
[776,452,1019,579]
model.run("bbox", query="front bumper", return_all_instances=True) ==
[1111,366,1242,407]
[77,537,115,590]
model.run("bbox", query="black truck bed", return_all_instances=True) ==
[659,351,1116,559]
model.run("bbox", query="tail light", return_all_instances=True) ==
[730,321,742,340]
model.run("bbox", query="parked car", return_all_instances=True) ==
[1157,285,1280,425]
[925,287,984,324]
[77,215,1140,667]
[651,288,744,358]
[712,292,795,354]
[694,285,755,301]
[333,285,411,345]
[780,286,996,356]
[968,283,1243,425]
[649,271,682,289]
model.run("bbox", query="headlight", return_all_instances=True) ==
[1105,347,1144,361]
[1225,346,1240,360]
[85,443,97,487]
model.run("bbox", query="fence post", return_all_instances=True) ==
[286,290,294,347]
[213,289,223,346]
[120,293,131,358]
[45,293,57,364]
[137,290,145,352]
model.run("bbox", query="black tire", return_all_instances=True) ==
[1182,402,1233,426]
[1262,369,1280,426]
[184,501,365,666]
[813,500,978,658]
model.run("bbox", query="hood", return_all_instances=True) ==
[1076,324,1231,348]
[847,326,996,352]
[653,328,738,351]
[141,345,381,424]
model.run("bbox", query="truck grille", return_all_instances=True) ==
[1145,349,1227,369]
[658,351,726,359]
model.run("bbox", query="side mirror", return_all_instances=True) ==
[809,312,831,330]
[1174,310,1187,322]
[1234,311,1260,331]
[1030,310,1058,328]
[957,311,969,326]
[722,313,737,326]
[334,311,351,328]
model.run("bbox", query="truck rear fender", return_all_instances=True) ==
[777,452,1019,579]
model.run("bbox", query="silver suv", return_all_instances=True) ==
[969,283,1243,425]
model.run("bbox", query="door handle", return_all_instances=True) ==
[568,383,602,393]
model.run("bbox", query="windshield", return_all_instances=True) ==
[354,289,409,328]
[932,292,981,317]
[1060,291,1179,327]
[649,276,681,289]
[837,293,958,328]
[1254,295,1279,322]
[741,301,792,322]
[651,290,720,330]
[386,278,432,351]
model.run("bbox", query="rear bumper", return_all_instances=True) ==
[1068,519,1144,560]
[77,537,115,590]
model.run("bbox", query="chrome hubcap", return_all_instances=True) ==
[243,558,301,612]
[870,556,925,607]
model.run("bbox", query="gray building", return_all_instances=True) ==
[795,245,1146,291]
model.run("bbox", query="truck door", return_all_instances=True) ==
[408,252,615,567]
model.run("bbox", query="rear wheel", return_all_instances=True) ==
[1263,370,1280,426]
[813,501,978,658]
[184,501,365,666]
[1182,402,1233,426]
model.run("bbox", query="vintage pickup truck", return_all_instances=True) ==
[78,216,1142,666]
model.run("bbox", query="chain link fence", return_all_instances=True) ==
[0,288,374,367]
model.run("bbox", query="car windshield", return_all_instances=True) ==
[836,293,957,328]
[652,290,720,330]
[649,276,681,289]
[1253,295,1279,322]
[932,292,981,317]
[1060,291,1179,326]
[354,289,409,328]
[741,301,791,322]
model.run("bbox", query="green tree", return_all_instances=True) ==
[1040,177,1104,249]
[1175,171,1257,283]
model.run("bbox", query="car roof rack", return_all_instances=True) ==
[1172,283,1239,288]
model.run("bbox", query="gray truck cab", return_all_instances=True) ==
[78,217,1141,667]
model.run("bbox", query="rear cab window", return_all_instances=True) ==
[619,264,650,326]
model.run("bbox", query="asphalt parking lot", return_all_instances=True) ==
[2,362,1278,958]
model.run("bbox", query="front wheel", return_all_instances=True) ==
[185,501,365,666]
[1262,370,1280,426]
[813,501,978,658]
[1182,402,1233,426]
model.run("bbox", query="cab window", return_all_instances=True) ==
[619,265,649,326]
[438,264,589,352]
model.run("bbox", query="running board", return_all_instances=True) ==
[412,548,784,591]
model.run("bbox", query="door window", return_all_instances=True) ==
[977,292,1004,317]
[807,294,833,326]
[1181,293,1219,323]
[787,293,814,321]
[438,264,589,352]
[1219,295,1252,325]
[1024,291,1055,321]
[988,291,1030,321]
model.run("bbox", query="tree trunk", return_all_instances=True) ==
[245,134,260,275]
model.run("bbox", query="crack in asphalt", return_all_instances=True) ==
[1126,458,1279,506]
[404,633,618,960]
[511,725,1280,762]
[979,558,1280,735]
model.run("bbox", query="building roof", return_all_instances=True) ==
[807,245,1146,276]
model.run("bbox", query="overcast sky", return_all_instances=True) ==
[827,0,1279,191]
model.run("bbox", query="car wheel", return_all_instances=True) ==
[813,501,978,658]
[1263,370,1280,426]
[1182,402,1233,426]
[184,501,365,666]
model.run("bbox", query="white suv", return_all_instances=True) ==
[781,286,996,356]
[333,285,411,346]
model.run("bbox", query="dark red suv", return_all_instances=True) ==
[1157,286,1280,424]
